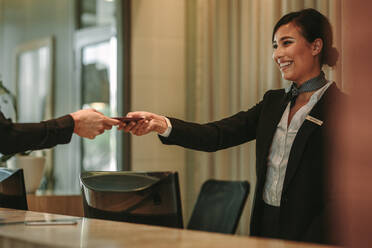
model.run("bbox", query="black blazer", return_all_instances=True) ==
[0,112,74,155]
[159,83,344,244]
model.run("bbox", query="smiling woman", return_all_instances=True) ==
[118,8,344,245]
[273,23,322,84]
[272,9,338,85]
[270,9,339,125]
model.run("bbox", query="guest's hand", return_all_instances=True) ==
[70,109,120,139]
[118,111,168,136]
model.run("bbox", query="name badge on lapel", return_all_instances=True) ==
[306,115,323,126]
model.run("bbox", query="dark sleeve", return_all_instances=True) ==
[158,99,264,152]
[0,112,74,155]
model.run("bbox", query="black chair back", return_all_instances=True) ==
[187,179,249,234]
[80,171,183,228]
[0,168,28,210]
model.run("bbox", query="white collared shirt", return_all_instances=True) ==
[263,81,332,206]
[160,116,172,137]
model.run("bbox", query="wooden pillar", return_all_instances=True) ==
[331,1,372,246]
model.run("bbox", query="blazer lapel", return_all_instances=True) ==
[281,85,335,193]
[257,91,290,185]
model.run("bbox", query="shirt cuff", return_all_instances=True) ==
[159,116,172,137]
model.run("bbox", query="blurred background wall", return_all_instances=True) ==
[130,0,187,223]
[0,0,79,193]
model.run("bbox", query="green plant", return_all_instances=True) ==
[0,80,17,118]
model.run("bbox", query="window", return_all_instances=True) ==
[78,0,116,29]
[76,0,118,171]
[75,0,130,173]
[80,36,117,171]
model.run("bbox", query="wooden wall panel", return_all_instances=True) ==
[27,194,83,217]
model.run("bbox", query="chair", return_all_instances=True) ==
[187,179,249,234]
[80,171,183,228]
[0,168,28,210]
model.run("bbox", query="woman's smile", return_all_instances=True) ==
[278,60,293,71]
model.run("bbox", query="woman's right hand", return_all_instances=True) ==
[118,111,168,136]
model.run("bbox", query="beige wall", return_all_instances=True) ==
[130,0,187,215]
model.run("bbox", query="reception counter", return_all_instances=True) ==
[0,208,337,248]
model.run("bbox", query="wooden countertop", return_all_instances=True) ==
[0,208,337,248]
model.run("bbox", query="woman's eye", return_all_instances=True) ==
[283,40,293,46]
[272,44,278,49]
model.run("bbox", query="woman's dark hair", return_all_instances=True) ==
[272,8,339,67]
